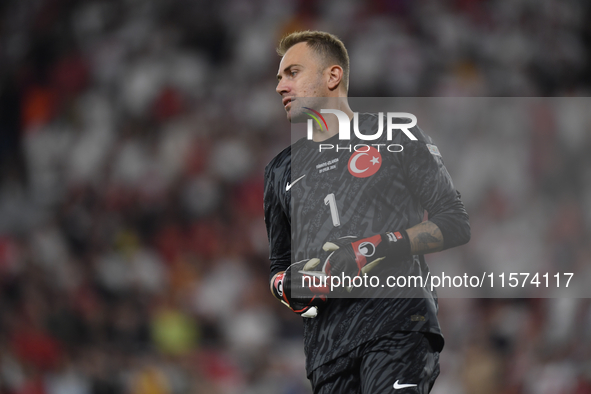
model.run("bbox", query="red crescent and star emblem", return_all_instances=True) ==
[347,147,382,178]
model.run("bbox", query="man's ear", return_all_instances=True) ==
[326,65,344,91]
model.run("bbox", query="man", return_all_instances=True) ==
[264,30,470,393]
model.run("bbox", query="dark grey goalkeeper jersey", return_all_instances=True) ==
[264,113,470,375]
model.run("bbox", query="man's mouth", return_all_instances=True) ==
[283,97,294,108]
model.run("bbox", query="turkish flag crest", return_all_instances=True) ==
[347,147,382,178]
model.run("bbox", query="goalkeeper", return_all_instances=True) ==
[265,31,470,393]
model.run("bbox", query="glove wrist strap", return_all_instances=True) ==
[382,229,412,259]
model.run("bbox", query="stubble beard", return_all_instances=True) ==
[287,95,330,124]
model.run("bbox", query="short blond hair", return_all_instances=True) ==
[277,30,349,91]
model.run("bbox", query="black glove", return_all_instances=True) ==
[271,258,328,318]
[322,231,411,278]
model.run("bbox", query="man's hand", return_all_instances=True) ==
[321,232,411,278]
[271,258,328,318]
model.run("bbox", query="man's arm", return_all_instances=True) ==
[402,133,471,252]
[407,220,444,255]
[264,159,326,317]
[264,160,291,283]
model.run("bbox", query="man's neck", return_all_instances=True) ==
[312,99,354,142]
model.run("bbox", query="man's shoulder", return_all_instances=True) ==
[264,137,310,174]
[265,144,292,180]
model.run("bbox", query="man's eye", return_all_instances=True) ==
[291,71,297,77]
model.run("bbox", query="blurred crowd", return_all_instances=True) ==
[0,0,590,393]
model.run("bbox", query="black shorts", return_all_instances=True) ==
[309,332,441,394]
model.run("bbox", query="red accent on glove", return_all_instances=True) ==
[273,270,328,314]
[350,234,383,275]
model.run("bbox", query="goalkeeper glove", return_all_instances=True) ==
[322,231,411,278]
[271,258,328,318]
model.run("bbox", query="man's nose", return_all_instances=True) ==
[276,79,289,95]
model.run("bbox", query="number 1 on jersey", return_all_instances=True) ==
[324,193,341,227]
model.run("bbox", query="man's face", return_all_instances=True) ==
[276,42,329,122]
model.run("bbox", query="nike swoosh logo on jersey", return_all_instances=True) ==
[286,175,305,191]
[393,380,417,389]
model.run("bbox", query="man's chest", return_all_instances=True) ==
[283,147,406,224]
